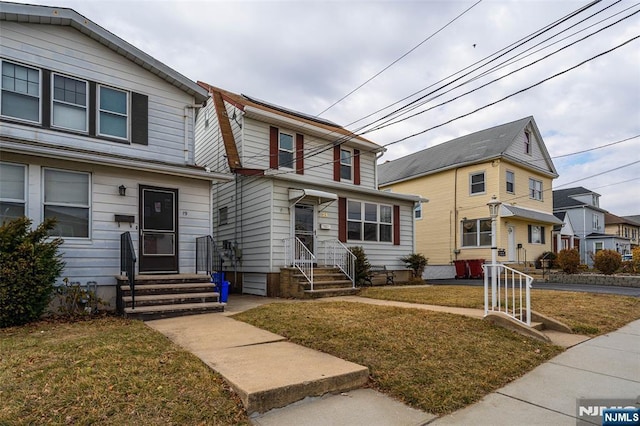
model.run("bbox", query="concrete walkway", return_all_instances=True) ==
[147,295,639,425]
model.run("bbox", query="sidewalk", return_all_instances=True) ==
[147,295,639,425]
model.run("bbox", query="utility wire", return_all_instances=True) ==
[316,0,483,116]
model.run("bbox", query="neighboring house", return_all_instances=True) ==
[553,187,627,266]
[604,212,639,254]
[552,211,580,253]
[379,116,561,279]
[194,83,422,296]
[0,3,231,305]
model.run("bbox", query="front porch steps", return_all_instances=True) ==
[283,266,359,299]
[116,274,224,321]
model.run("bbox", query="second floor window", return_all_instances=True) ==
[340,149,352,181]
[0,162,27,223]
[470,172,485,195]
[52,74,88,132]
[414,203,422,220]
[1,61,40,123]
[592,213,600,230]
[99,86,128,140]
[506,171,515,194]
[529,178,543,201]
[278,132,294,168]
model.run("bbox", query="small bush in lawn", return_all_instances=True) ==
[535,251,557,269]
[349,246,371,285]
[556,248,580,274]
[400,253,428,279]
[0,217,65,327]
[593,249,622,275]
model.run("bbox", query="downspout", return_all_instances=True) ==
[453,168,458,262]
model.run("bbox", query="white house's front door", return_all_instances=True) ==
[294,204,315,258]
[139,185,178,273]
[507,225,516,262]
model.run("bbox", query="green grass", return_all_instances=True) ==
[0,316,249,425]
[233,301,563,415]
[360,285,640,336]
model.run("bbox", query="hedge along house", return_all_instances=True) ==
[195,83,423,297]
[0,3,232,309]
[378,117,562,279]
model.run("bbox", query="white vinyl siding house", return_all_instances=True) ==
[195,84,420,296]
[0,4,231,305]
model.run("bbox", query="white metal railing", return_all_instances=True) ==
[283,237,315,290]
[483,263,533,326]
[319,239,356,288]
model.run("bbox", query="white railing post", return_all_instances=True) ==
[483,263,532,327]
[283,237,315,291]
[317,238,355,287]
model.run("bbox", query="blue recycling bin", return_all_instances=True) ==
[212,272,225,285]
[219,281,229,303]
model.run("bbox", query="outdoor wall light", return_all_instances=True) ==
[118,185,127,196]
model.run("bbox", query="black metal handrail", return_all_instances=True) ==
[120,231,137,309]
[196,235,222,275]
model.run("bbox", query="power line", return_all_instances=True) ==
[316,0,483,116]
[552,135,640,159]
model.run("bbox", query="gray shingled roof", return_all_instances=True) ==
[378,116,533,185]
[552,187,605,210]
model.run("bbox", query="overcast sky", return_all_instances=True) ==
[9,0,640,216]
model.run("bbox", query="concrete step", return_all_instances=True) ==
[124,301,225,321]
[120,282,216,295]
[302,287,361,299]
[122,292,219,307]
[116,274,211,285]
[301,280,354,291]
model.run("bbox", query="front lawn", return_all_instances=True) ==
[360,285,640,335]
[233,301,563,415]
[0,317,249,425]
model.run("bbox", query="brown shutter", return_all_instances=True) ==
[338,197,347,242]
[89,82,96,136]
[333,145,341,181]
[296,133,304,174]
[354,149,361,185]
[393,205,400,245]
[270,126,279,169]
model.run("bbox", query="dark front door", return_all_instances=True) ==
[294,204,315,258]
[139,186,178,273]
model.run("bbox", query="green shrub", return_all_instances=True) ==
[349,246,371,286]
[535,251,557,269]
[556,248,580,274]
[400,253,428,278]
[593,249,621,275]
[0,217,65,327]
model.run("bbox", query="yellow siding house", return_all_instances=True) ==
[379,117,562,279]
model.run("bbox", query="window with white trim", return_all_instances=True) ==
[1,61,40,123]
[52,73,88,132]
[0,162,27,224]
[98,85,128,140]
[347,200,392,242]
[529,178,543,201]
[524,131,531,154]
[414,203,422,220]
[592,213,600,231]
[594,241,603,253]
[470,172,485,195]
[462,219,491,247]
[340,148,352,181]
[219,206,228,225]
[506,170,515,194]
[528,225,545,244]
[278,131,294,168]
[43,168,90,238]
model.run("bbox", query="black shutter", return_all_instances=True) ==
[131,92,148,145]
[541,226,546,244]
[41,69,51,128]
[528,225,532,244]
[89,82,96,136]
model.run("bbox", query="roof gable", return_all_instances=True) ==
[378,116,557,185]
[1,1,208,102]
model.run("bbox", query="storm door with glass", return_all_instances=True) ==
[294,204,315,260]
[139,186,178,273]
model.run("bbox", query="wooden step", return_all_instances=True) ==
[122,292,219,307]
[120,282,216,295]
